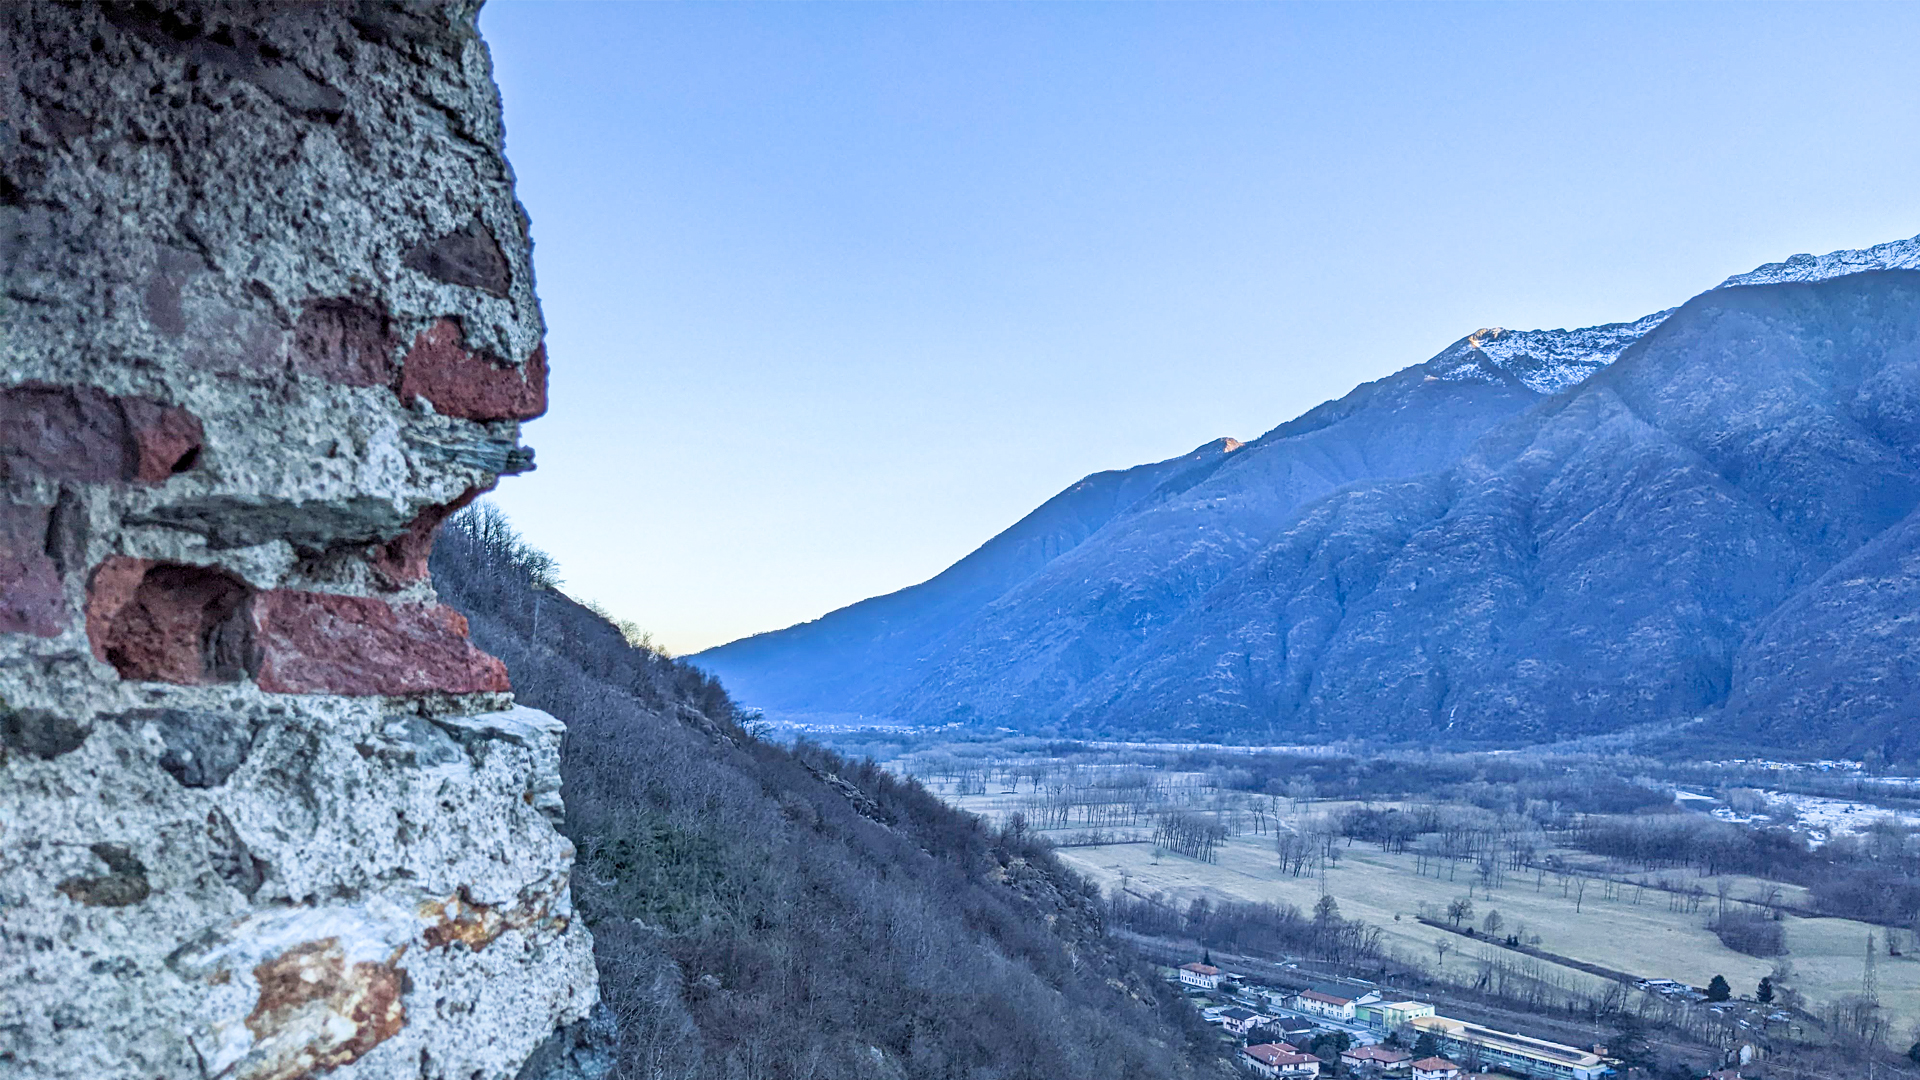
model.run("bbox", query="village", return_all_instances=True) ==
[1170,959,1742,1080]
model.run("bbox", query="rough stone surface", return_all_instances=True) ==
[251,591,511,696]
[0,4,594,1078]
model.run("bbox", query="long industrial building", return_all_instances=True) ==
[1409,1014,1614,1080]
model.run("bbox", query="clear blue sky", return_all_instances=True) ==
[477,1,1920,655]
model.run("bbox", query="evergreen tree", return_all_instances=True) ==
[1413,1031,1440,1057]
[1756,976,1774,1003]
[1314,894,1341,925]
[1706,974,1732,1002]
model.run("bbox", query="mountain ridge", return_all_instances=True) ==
[695,235,1920,757]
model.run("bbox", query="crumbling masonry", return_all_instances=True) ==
[0,4,595,1077]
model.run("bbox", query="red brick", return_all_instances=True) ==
[251,591,509,696]
[293,299,398,386]
[119,398,205,481]
[0,384,202,484]
[368,483,492,587]
[85,557,252,683]
[395,320,547,422]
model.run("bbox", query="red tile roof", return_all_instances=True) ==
[1413,1058,1461,1072]
[1245,1044,1320,1068]
[1300,989,1353,1005]
[1179,962,1220,975]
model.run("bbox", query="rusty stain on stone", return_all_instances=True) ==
[239,937,407,1080]
[418,888,502,952]
[420,875,570,954]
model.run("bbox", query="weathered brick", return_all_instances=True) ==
[118,398,205,482]
[250,590,509,696]
[0,500,65,637]
[368,483,491,586]
[396,320,547,422]
[0,385,203,484]
[292,298,398,386]
[85,557,253,683]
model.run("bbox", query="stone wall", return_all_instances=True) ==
[0,4,595,1078]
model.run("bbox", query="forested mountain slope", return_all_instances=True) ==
[431,510,1222,1080]
[696,237,1920,758]
[696,318,1650,718]
[1071,271,1920,753]
[882,347,1553,728]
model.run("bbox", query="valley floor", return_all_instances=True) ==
[921,779,1920,1047]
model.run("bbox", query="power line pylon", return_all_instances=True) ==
[1863,931,1879,1005]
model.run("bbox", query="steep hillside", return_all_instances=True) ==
[431,510,1224,1080]
[883,348,1549,727]
[697,236,1920,757]
[697,437,1243,715]
[697,315,1661,719]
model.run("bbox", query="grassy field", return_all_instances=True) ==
[935,786,1920,1036]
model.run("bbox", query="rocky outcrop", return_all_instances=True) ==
[0,5,593,1079]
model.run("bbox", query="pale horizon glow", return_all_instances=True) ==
[478,1,1920,655]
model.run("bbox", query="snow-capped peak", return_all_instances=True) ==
[1715,232,1920,289]
[1425,230,1920,396]
[1424,310,1674,395]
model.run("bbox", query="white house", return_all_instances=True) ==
[1411,1057,1461,1080]
[1219,1007,1273,1036]
[1243,1043,1321,1078]
[1295,988,1356,1022]
[1408,1013,1613,1080]
[1179,962,1222,990]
